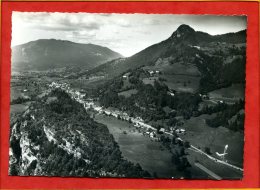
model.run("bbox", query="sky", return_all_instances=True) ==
[12,12,247,57]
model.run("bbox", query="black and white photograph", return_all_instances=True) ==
[9,12,246,179]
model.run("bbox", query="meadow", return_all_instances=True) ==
[94,114,182,178]
[181,114,244,167]
[208,84,244,104]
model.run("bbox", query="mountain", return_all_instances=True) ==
[9,89,151,177]
[87,24,246,92]
[9,24,246,178]
[11,39,123,71]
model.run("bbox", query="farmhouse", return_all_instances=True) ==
[167,91,175,96]
[176,128,186,134]
[159,128,166,133]
[149,131,156,138]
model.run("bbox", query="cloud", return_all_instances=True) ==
[34,22,100,31]
[13,12,101,32]
[12,12,247,56]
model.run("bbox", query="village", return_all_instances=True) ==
[49,81,187,142]
[48,81,244,176]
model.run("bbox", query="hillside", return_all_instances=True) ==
[12,39,122,71]
[86,24,246,93]
[9,24,246,179]
[9,88,150,177]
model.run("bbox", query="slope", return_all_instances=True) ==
[12,39,123,71]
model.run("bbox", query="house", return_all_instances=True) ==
[112,112,118,117]
[148,71,154,75]
[136,117,144,122]
[122,116,130,121]
[79,94,85,99]
[176,128,186,134]
[75,91,81,97]
[122,112,128,116]
[94,106,102,112]
[169,127,177,132]
[122,72,130,79]
[104,110,111,115]
[159,128,166,133]
[149,132,156,138]
[176,137,183,142]
[145,131,150,135]
[134,123,140,128]
[193,46,201,50]
[167,91,175,96]
[200,94,209,100]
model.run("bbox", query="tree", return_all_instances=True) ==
[167,118,177,126]
[180,147,185,156]
[205,147,211,155]
[172,153,181,165]
[10,137,21,162]
[184,141,190,148]
[9,164,18,175]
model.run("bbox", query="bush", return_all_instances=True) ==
[205,147,211,155]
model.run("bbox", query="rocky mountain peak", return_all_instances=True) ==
[176,24,195,33]
[170,24,196,40]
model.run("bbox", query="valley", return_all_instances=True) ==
[9,24,245,179]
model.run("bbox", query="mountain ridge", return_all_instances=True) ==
[12,39,123,72]
[87,25,246,75]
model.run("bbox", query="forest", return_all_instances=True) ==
[10,89,151,178]
[94,67,245,132]
[98,70,202,122]
[194,46,245,93]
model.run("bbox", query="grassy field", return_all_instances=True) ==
[142,77,158,86]
[141,74,200,93]
[11,75,50,102]
[208,84,245,104]
[118,89,138,98]
[94,114,182,178]
[198,100,216,111]
[181,114,244,167]
[142,63,200,93]
[144,62,201,77]
[10,104,29,114]
[68,77,108,90]
[161,63,200,76]
[187,149,243,179]
[11,86,24,101]
[162,74,200,93]
[122,79,134,89]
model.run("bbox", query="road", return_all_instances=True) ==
[194,162,222,180]
[189,145,243,172]
[165,130,243,172]
[54,83,244,174]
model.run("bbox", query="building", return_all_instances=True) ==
[176,128,186,134]
[149,131,156,138]
[159,128,166,133]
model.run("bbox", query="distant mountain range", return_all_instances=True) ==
[12,39,123,71]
